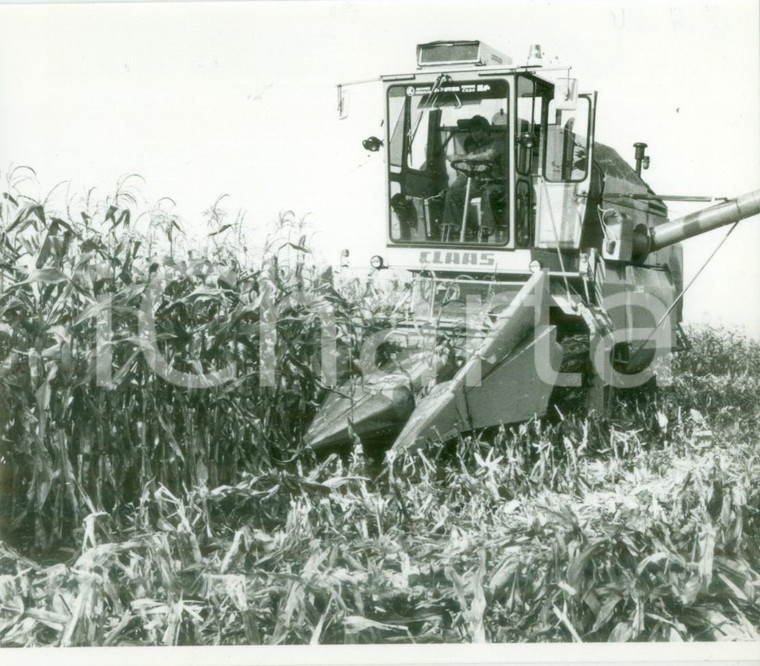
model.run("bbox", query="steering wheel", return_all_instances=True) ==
[450,158,493,178]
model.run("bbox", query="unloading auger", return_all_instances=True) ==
[306,40,760,459]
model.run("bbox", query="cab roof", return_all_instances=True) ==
[379,40,560,86]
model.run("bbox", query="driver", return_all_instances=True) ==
[442,115,507,238]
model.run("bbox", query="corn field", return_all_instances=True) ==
[1,171,759,645]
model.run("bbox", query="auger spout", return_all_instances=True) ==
[637,188,760,257]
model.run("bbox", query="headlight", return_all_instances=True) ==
[529,259,543,273]
[370,255,385,270]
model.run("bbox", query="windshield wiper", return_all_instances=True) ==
[407,73,453,156]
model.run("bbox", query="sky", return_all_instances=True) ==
[1,0,759,336]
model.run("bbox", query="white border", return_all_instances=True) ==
[3,642,760,664]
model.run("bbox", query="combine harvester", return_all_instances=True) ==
[306,40,760,459]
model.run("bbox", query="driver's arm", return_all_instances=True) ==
[447,146,495,162]
[466,145,498,161]
[447,142,499,162]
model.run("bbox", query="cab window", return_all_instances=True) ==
[387,78,510,246]
[544,97,591,182]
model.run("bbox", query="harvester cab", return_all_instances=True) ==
[306,40,760,460]
[381,41,596,277]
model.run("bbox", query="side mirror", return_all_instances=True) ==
[337,85,349,119]
[517,132,534,173]
[362,136,383,152]
[553,78,578,111]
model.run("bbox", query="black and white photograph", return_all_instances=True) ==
[0,0,759,662]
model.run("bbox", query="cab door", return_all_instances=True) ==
[515,76,553,247]
[534,92,597,250]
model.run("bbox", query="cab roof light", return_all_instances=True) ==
[417,41,512,68]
